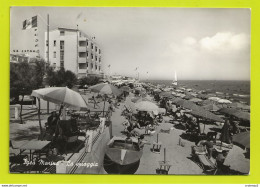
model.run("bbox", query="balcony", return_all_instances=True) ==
[79,36,87,41]
[78,69,87,74]
[78,46,86,52]
[78,57,86,64]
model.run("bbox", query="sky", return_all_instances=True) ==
[10,7,251,80]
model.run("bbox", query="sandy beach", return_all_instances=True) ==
[10,90,250,175]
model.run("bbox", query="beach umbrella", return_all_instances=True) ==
[131,97,151,103]
[218,108,237,116]
[229,102,250,111]
[191,109,224,133]
[174,99,202,111]
[190,110,224,123]
[219,108,250,121]
[135,101,159,112]
[189,98,202,103]
[201,99,214,106]
[31,87,89,136]
[232,131,250,149]
[197,94,208,100]
[31,87,88,110]
[163,87,173,92]
[89,83,122,115]
[159,91,174,98]
[179,93,186,98]
[232,111,250,121]
[89,83,122,96]
[171,98,183,104]
[208,97,221,102]
[202,104,221,112]
[218,99,232,104]
[183,94,193,100]
[153,88,162,93]
[120,86,131,92]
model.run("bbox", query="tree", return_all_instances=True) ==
[10,59,46,125]
[78,76,100,87]
[45,67,77,88]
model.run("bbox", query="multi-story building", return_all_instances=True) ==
[45,27,103,78]
[10,54,30,64]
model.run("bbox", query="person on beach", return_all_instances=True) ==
[201,138,214,159]
[47,111,59,134]
[107,100,115,120]
[216,150,229,173]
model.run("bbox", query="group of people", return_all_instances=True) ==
[122,111,157,137]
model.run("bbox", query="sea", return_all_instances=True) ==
[144,80,250,105]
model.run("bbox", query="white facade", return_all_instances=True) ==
[45,28,103,78]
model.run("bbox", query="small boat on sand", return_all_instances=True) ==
[103,136,143,174]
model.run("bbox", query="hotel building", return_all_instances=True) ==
[45,27,103,78]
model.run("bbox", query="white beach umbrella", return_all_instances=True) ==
[218,99,232,104]
[208,97,221,102]
[31,87,88,110]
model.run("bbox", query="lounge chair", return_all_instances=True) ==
[191,145,217,174]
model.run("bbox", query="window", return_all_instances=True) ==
[95,46,97,52]
[54,40,56,47]
[60,51,64,61]
[53,51,56,58]
[86,51,89,57]
[87,62,89,68]
[91,43,93,49]
[46,40,48,47]
[60,62,64,68]
[99,49,101,54]
[86,40,89,46]
[60,30,65,36]
[99,66,101,71]
[95,56,97,61]
[91,53,93,60]
[99,57,101,62]
[95,65,97,70]
[46,51,48,58]
[60,41,64,50]
[91,63,93,69]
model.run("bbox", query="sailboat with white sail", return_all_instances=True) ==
[172,71,178,86]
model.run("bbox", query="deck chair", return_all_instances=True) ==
[9,140,29,169]
[191,146,217,174]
